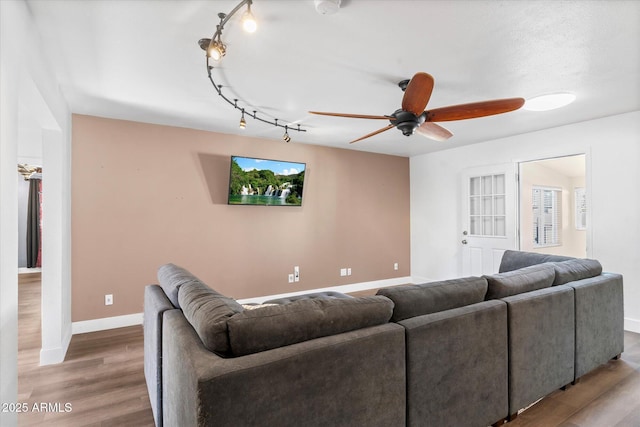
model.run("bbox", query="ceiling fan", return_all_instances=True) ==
[309,72,525,144]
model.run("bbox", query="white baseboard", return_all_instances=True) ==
[72,313,143,335]
[237,276,414,304]
[70,276,415,334]
[18,267,41,274]
[410,276,433,284]
[624,317,640,334]
[39,328,71,365]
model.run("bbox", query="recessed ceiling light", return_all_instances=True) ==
[523,93,576,111]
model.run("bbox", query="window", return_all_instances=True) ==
[532,186,562,247]
[469,174,506,237]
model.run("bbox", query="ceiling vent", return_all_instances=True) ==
[314,0,341,15]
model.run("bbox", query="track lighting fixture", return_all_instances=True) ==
[198,0,306,136]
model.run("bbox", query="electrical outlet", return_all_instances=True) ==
[105,294,113,306]
[288,274,295,283]
[340,268,347,277]
[394,262,399,271]
[347,268,352,276]
[294,266,300,282]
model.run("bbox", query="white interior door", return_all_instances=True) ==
[461,163,518,276]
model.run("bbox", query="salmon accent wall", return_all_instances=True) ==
[71,114,410,321]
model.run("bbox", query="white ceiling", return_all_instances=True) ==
[26,0,640,157]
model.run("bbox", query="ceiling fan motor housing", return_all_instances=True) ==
[392,109,426,136]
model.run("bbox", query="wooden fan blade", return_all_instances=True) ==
[425,97,525,122]
[349,124,395,144]
[309,111,392,120]
[415,122,453,142]
[401,72,435,116]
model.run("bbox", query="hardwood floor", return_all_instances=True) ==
[16,275,640,426]
[507,332,640,427]
[17,274,154,426]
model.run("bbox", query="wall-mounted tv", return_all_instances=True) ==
[228,156,306,206]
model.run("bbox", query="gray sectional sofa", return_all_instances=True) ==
[145,264,406,427]
[144,251,623,427]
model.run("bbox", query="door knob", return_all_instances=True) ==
[462,231,468,235]
[461,239,468,245]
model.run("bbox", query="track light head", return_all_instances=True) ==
[208,40,226,61]
[239,109,247,129]
[242,3,257,33]
[283,127,291,143]
[198,38,226,61]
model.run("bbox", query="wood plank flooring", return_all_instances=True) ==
[507,331,640,427]
[17,275,640,426]
[17,274,154,426]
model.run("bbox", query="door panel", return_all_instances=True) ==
[461,164,518,276]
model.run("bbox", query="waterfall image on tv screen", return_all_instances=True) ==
[228,156,306,206]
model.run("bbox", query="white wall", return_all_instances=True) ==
[1,3,20,420]
[411,111,640,332]
[0,1,72,421]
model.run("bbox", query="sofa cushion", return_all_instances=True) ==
[158,263,210,308]
[376,277,488,322]
[485,263,556,300]
[226,296,394,357]
[178,281,244,356]
[552,259,603,285]
[499,250,574,273]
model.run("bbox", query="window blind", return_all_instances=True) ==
[532,187,561,247]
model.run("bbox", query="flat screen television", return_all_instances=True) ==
[228,156,306,206]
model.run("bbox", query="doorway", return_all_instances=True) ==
[16,75,71,366]
[518,154,587,258]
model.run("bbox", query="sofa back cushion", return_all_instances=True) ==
[178,281,244,356]
[227,296,394,357]
[158,263,210,308]
[485,263,555,300]
[552,258,603,285]
[376,277,488,322]
[499,250,573,273]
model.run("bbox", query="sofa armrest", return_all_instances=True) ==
[568,273,624,378]
[498,250,573,272]
[144,284,175,427]
[162,310,406,427]
[399,300,508,427]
